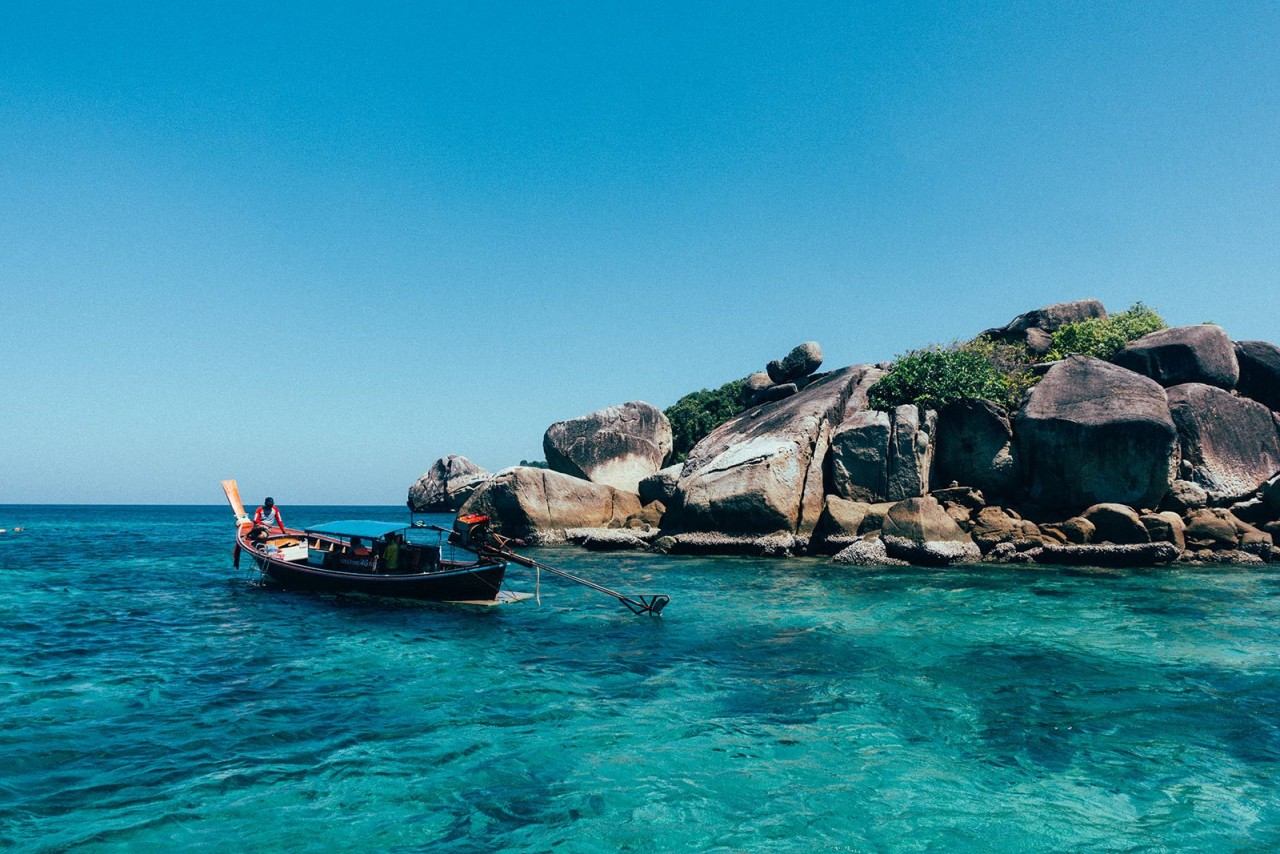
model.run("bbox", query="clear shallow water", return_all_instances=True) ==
[3,505,1280,852]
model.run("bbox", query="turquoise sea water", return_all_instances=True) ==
[3,505,1280,852]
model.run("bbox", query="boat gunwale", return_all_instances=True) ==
[238,527,506,583]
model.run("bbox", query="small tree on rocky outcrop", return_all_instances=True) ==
[664,378,747,462]
[867,343,1027,411]
[1046,302,1166,360]
[868,302,1167,413]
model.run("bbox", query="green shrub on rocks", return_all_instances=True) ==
[870,302,1167,412]
[868,343,1028,411]
[665,378,748,462]
[1047,302,1166,361]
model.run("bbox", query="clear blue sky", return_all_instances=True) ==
[2,1,1277,504]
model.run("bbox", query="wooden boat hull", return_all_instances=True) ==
[238,529,509,602]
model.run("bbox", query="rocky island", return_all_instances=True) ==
[411,299,1280,568]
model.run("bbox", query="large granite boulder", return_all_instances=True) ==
[1141,512,1186,550]
[669,366,877,536]
[1235,341,1280,412]
[812,496,873,554]
[888,406,936,501]
[1080,503,1150,545]
[932,399,1019,498]
[1015,356,1178,511]
[829,405,935,503]
[543,401,673,493]
[829,410,891,502]
[766,341,824,384]
[1112,325,1239,390]
[1166,383,1280,503]
[880,496,981,566]
[408,455,491,512]
[458,466,642,543]
[981,299,1108,354]
[1184,508,1249,551]
[984,299,1108,339]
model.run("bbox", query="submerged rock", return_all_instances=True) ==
[1035,542,1180,567]
[831,537,909,567]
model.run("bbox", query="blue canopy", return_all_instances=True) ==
[304,520,407,540]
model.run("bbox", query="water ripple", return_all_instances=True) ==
[2,506,1280,850]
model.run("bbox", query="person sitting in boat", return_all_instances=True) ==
[253,497,286,536]
[349,536,372,558]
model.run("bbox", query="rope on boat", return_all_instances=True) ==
[424,524,669,616]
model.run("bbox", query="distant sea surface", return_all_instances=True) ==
[3,505,1280,852]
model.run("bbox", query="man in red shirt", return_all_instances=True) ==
[253,497,286,534]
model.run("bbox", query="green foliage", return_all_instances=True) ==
[1046,302,1166,361]
[518,459,549,469]
[869,301,1169,413]
[665,378,748,462]
[867,344,1012,411]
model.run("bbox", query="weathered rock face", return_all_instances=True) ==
[766,341,824,384]
[830,411,890,502]
[1015,356,1178,511]
[1235,341,1280,412]
[1112,325,1239,390]
[880,496,981,565]
[1166,383,1280,504]
[543,401,673,494]
[638,463,682,506]
[751,383,798,406]
[829,405,935,503]
[932,399,1019,499]
[458,466,642,542]
[408,455,491,512]
[669,366,875,536]
[1265,474,1280,519]
[888,406,936,501]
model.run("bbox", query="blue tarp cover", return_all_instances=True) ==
[304,520,407,539]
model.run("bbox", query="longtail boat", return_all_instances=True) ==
[221,480,668,615]
[221,480,522,604]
